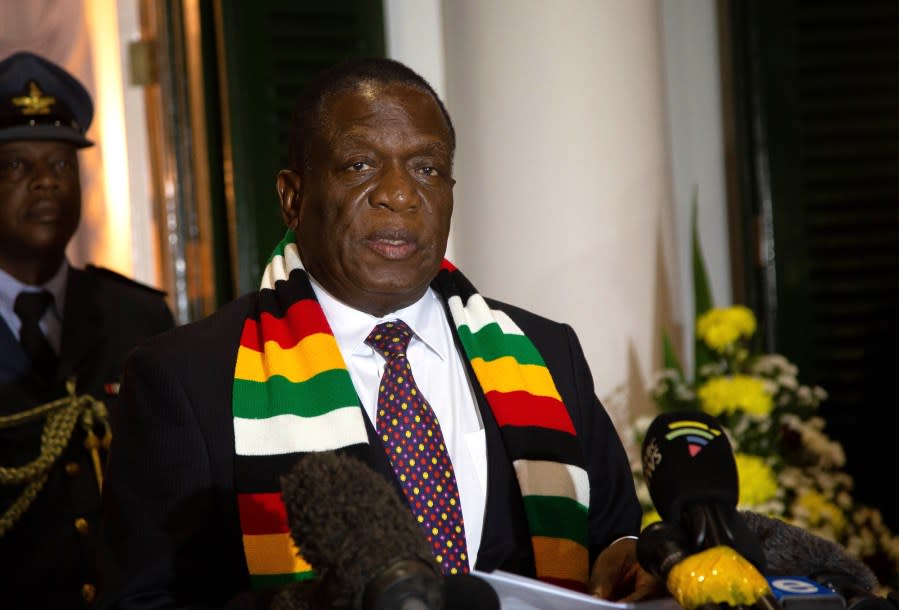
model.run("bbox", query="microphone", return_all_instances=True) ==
[638,412,896,610]
[641,411,766,570]
[639,411,781,609]
[277,450,499,610]
[741,511,897,609]
[637,519,781,609]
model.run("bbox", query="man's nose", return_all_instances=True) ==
[370,163,416,211]
[30,162,60,190]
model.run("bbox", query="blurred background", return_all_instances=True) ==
[1,0,896,538]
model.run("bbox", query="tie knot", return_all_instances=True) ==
[366,319,414,359]
[14,290,54,324]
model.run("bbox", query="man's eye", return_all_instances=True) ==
[1,159,22,170]
[349,161,370,171]
[419,167,437,176]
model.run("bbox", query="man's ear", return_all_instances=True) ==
[277,169,302,230]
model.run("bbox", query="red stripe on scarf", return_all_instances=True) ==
[484,390,577,434]
[239,300,332,351]
[237,492,289,535]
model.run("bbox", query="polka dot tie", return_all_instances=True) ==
[366,319,469,575]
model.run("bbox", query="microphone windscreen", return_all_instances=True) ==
[641,411,738,521]
[442,574,500,610]
[280,451,438,609]
[740,510,880,596]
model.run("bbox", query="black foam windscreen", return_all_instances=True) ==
[741,511,880,598]
[641,411,739,522]
[280,451,440,610]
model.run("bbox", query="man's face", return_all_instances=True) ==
[0,140,81,274]
[280,82,455,316]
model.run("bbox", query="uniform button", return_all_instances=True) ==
[81,583,96,604]
[65,461,80,476]
[74,517,89,535]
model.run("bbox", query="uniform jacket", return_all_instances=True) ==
[97,289,641,610]
[0,265,175,609]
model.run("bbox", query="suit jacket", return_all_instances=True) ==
[97,290,641,610]
[0,265,175,610]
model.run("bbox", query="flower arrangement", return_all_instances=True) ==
[628,205,899,592]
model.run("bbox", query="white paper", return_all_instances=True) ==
[471,570,683,610]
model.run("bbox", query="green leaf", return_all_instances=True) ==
[691,188,714,375]
[691,189,713,316]
[662,331,683,376]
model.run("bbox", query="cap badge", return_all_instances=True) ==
[12,81,56,116]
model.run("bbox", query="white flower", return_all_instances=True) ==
[777,374,798,390]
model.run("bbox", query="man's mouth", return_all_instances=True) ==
[26,200,63,223]
[366,231,418,260]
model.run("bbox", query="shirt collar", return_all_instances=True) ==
[308,275,448,362]
[0,260,69,319]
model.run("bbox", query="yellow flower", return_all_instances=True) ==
[735,453,778,506]
[697,375,773,417]
[696,306,756,351]
[795,490,847,535]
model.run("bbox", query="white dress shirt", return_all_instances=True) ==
[310,277,487,568]
[0,261,68,353]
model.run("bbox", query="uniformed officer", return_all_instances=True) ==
[0,51,175,608]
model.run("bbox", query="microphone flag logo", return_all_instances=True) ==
[641,418,724,484]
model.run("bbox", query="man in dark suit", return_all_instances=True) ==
[98,57,660,609]
[0,51,175,609]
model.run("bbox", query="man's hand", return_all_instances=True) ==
[588,536,667,602]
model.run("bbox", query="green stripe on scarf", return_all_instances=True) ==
[233,232,591,591]
[456,324,546,365]
[523,495,590,541]
[233,372,359,419]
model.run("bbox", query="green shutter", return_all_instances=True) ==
[726,0,899,531]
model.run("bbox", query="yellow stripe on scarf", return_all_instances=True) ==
[532,536,589,583]
[242,532,312,575]
[470,356,562,400]
[235,334,344,382]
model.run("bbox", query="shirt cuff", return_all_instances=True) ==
[610,534,639,547]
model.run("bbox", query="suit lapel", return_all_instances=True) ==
[359,404,408,499]
[58,268,105,384]
[0,316,29,385]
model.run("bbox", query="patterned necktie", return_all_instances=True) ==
[14,290,57,380]
[365,319,470,575]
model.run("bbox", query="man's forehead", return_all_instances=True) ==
[320,82,449,135]
[322,81,432,112]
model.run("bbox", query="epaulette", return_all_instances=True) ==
[84,264,168,297]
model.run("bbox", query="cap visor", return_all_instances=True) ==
[0,124,94,148]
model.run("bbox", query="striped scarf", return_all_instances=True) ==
[233,232,591,591]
